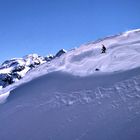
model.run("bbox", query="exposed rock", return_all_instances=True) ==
[55,49,67,57]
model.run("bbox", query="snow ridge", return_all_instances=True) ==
[0,29,140,140]
[0,28,140,102]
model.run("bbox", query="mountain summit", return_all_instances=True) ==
[0,29,140,140]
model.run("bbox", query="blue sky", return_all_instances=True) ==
[0,0,140,63]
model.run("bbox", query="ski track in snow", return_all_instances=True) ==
[0,72,140,140]
[2,74,140,121]
[34,75,140,115]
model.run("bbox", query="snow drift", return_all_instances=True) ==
[0,29,140,140]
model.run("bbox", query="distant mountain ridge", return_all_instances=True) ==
[0,49,66,88]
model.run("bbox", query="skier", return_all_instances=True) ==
[101,44,106,53]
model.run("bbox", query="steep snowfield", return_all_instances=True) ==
[62,29,140,75]
[0,29,140,140]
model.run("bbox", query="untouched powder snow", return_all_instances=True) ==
[0,29,140,140]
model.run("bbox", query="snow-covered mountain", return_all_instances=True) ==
[0,49,66,88]
[0,29,140,140]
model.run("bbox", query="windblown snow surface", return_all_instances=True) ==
[0,29,140,140]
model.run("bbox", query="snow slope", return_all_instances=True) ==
[0,29,140,140]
